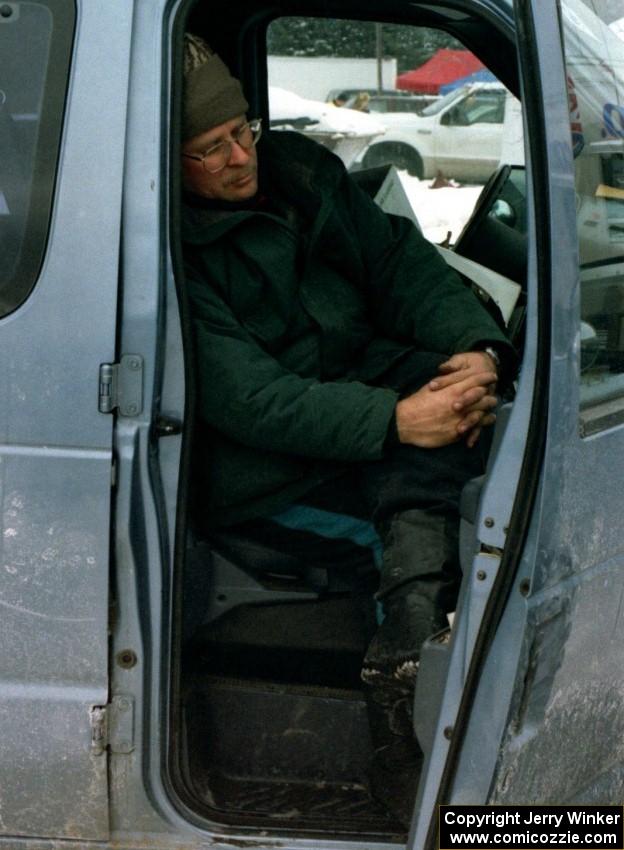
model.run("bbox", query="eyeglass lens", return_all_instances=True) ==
[203,122,261,172]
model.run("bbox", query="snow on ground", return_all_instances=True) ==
[611,17,624,42]
[400,172,484,244]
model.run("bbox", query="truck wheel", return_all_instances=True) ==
[362,143,424,178]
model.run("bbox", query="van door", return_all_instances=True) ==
[410,0,624,844]
[484,0,624,803]
[0,0,133,840]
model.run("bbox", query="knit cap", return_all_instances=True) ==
[183,34,249,140]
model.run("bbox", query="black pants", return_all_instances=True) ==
[206,350,488,614]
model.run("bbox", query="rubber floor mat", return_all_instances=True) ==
[196,773,401,832]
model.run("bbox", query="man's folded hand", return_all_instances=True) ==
[396,368,498,449]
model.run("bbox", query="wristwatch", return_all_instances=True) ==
[483,346,501,371]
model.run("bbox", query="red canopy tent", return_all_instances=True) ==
[396,49,485,94]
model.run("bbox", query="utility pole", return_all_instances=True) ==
[375,22,383,93]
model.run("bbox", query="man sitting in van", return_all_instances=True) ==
[181,35,515,822]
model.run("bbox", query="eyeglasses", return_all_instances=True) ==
[182,119,262,173]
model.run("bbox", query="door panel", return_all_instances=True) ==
[411,0,624,844]
[0,0,133,839]
[486,0,624,804]
[441,0,624,818]
[0,451,111,838]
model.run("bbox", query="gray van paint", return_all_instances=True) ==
[0,0,135,839]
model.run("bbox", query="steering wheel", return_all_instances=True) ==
[454,164,512,258]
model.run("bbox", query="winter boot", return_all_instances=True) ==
[361,509,459,688]
[361,509,459,826]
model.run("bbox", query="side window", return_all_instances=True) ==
[0,0,74,318]
[559,0,624,432]
[466,92,505,125]
[443,91,505,127]
[266,18,523,244]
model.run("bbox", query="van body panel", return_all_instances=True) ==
[105,1,190,839]
[0,0,135,839]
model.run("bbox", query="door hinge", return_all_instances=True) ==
[98,355,144,416]
[90,695,135,756]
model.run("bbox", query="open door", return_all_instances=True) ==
[410,0,624,846]
[485,0,624,802]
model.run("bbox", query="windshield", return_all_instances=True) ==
[420,85,469,116]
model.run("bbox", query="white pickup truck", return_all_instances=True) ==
[355,82,524,182]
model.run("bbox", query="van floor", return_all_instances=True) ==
[181,594,406,837]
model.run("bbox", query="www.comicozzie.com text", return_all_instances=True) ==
[440,807,622,848]
[443,811,621,829]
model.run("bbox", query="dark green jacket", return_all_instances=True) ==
[183,131,513,527]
